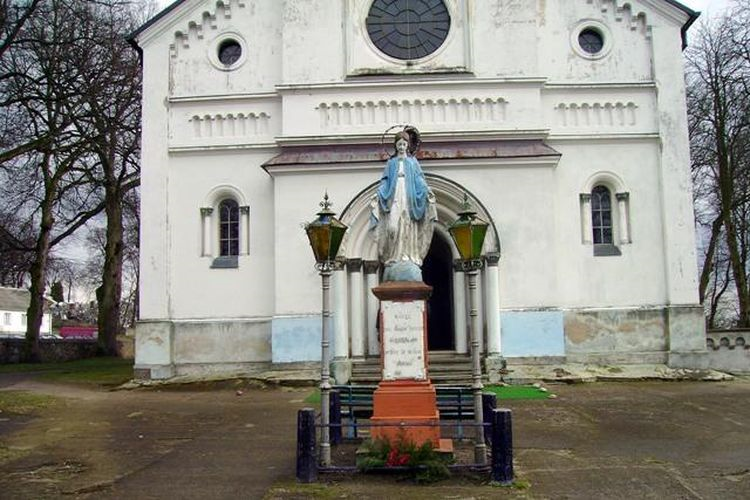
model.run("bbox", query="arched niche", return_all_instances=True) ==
[338,173,501,260]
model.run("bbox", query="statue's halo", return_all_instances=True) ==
[380,124,422,157]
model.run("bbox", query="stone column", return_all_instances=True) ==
[615,192,630,244]
[484,253,501,356]
[453,260,468,354]
[364,260,380,356]
[331,258,350,383]
[476,271,484,354]
[200,207,213,256]
[579,193,592,244]
[239,205,250,254]
[484,253,506,383]
[347,258,365,358]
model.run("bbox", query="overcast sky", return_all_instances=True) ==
[683,0,732,16]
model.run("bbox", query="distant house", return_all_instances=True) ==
[0,287,54,337]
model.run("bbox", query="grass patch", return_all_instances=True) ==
[263,481,337,500]
[0,357,133,387]
[0,445,31,465]
[484,385,552,400]
[304,390,321,405]
[0,390,57,415]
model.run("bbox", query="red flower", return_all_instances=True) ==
[386,448,411,467]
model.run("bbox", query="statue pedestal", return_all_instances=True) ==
[370,282,451,451]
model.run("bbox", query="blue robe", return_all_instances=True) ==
[376,156,430,221]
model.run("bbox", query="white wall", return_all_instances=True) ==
[0,310,51,336]
[133,0,700,372]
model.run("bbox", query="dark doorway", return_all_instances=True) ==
[422,232,454,350]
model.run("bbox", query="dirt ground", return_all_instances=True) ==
[1,373,749,499]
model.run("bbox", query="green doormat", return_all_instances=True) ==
[484,385,553,400]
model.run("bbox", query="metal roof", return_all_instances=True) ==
[0,287,54,312]
[263,139,561,170]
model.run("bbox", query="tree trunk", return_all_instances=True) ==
[97,185,124,356]
[699,215,723,304]
[717,157,750,326]
[25,197,54,362]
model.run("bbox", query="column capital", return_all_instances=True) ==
[333,257,347,271]
[239,205,250,214]
[346,258,363,272]
[579,193,592,203]
[363,260,380,274]
[484,253,501,266]
[200,207,213,216]
[616,192,630,202]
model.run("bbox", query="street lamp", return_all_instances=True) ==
[304,192,348,467]
[448,193,489,465]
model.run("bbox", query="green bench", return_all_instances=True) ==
[332,384,489,439]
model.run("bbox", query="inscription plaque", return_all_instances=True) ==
[382,300,426,381]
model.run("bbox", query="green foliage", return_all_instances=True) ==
[50,281,64,303]
[356,432,453,483]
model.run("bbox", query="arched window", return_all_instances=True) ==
[219,199,239,257]
[580,174,631,256]
[591,185,613,245]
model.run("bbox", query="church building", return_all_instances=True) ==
[130,0,706,381]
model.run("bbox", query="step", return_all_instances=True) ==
[350,354,474,385]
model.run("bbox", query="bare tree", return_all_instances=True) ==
[0,0,41,58]
[687,1,750,327]
[0,0,143,360]
[64,1,141,355]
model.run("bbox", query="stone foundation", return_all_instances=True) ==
[706,329,750,374]
[0,338,97,364]
[135,304,710,380]
[134,319,271,380]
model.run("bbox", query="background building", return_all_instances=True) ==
[0,287,52,337]
[131,0,706,380]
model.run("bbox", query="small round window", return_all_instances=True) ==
[571,21,612,60]
[578,28,604,55]
[218,39,242,66]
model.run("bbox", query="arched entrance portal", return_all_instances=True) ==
[422,233,454,350]
[332,174,502,371]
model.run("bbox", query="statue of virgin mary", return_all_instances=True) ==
[371,127,437,282]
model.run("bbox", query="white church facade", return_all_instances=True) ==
[131,0,706,381]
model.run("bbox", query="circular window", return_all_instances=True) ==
[570,21,612,60]
[365,0,451,61]
[208,32,247,71]
[218,39,242,66]
[578,28,604,55]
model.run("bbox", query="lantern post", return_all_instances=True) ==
[448,193,489,465]
[304,193,348,467]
